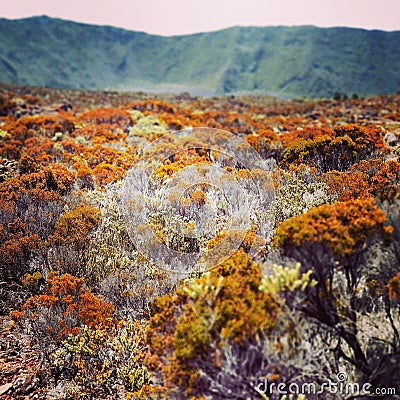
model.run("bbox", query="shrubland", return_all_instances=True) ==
[1,84,400,399]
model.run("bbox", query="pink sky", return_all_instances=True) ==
[1,0,400,36]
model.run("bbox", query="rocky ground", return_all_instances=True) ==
[0,316,48,399]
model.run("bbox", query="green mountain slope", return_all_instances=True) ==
[1,16,400,98]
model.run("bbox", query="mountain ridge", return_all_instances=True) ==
[1,15,400,98]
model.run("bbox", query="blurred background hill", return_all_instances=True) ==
[1,15,400,98]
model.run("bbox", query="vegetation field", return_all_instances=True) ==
[1,83,400,399]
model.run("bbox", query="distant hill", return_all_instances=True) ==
[1,16,400,98]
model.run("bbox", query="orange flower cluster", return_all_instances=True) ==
[273,198,391,258]
[146,251,277,394]
[11,273,114,342]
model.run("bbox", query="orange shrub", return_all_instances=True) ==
[387,272,400,299]
[324,170,370,201]
[146,250,277,395]
[371,160,400,202]
[12,273,114,344]
[282,124,385,173]
[92,162,126,185]
[273,197,391,258]
[49,203,101,249]
[79,107,132,127]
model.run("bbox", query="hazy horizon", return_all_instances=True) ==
[3,13,400,37]
[1,0,400,36]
